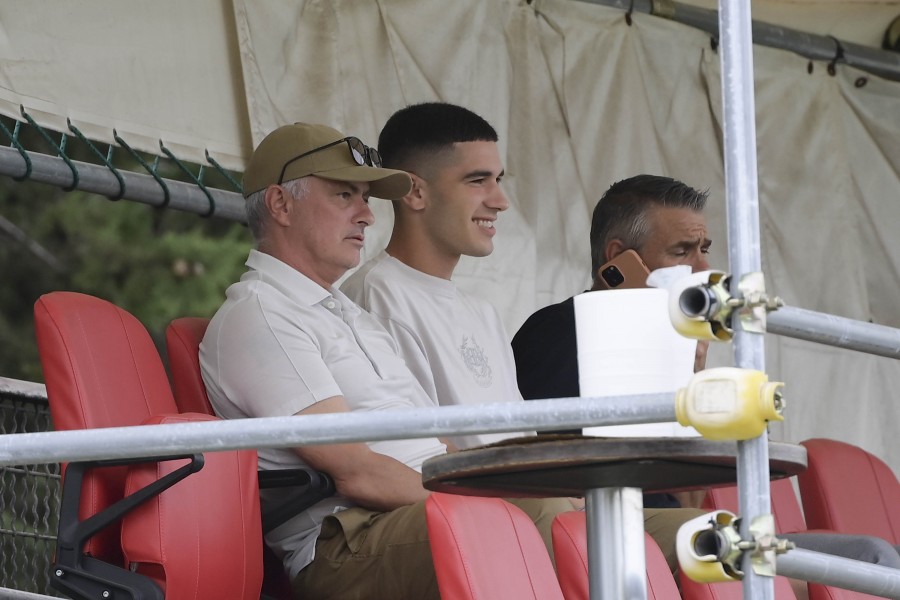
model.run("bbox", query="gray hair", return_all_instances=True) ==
[589,175,708,276]
[245,177,312,241]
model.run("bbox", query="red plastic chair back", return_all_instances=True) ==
[552,510,680,600]
[166,316,292,599]
[799,438,900,544]
[426,493,564,600]
[165,317,214,415]
[35,291,179,564]
[35,292,263,598]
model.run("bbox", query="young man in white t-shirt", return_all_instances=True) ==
[342,104,716,573]
[342,102,523,450]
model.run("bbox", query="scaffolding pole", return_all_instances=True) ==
[576,0,900,81]
[769,306,900,360]
[716,0,775,597]
[778,549,900,599]
[0,394,677,467]
[0,145,246,222]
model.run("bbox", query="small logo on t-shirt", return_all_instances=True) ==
[459,335,492,388]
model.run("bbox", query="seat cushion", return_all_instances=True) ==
[121,413,263,600]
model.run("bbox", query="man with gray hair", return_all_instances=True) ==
[514,174,711,407]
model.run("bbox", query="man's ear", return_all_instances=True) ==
[603,239,628,263]
[398,173,427,212]
[264,185,293,227]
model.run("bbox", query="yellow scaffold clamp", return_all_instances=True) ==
[675,367,785,441]
[677,510,795,583]
[669,270,784,341]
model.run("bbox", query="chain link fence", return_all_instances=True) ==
[0,379,61,597]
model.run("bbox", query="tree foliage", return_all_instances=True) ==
[0,176,251,382]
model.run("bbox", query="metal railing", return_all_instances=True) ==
[1,380,900,597]
[0,381,60,597]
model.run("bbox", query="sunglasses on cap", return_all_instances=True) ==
[277,136,383,185]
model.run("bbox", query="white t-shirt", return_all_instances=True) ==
[342,251,527,450]
[200,250,446,578]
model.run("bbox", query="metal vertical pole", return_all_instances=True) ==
[718,1,773,598]
[586,487,647,600]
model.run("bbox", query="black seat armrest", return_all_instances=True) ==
[258,467,335,534]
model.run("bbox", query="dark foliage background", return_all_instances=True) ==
[0,118,251,382]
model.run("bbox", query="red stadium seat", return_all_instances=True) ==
[426,493,565,599]
[552,510,681,600]
[166,315,301,600]
[165,316,215,415]
[690,480,798,599]
[799,438,900,544]
[35,291,263,599]
[701,478,876,600]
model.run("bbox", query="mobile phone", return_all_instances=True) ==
[596,249,651,290]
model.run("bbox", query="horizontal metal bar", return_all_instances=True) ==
[0,466,59,479]
[778,547,900,599]
[0,394,676,467]
[0,529,56,542]
[0,146,246,222]
[0,377,47,402]
[768,306,900,360]
[575,0,900,81]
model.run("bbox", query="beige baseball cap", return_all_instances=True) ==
[242,122,411,199]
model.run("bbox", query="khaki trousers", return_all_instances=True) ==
[292,498,702,600]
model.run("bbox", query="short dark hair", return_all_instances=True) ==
[378,102,498,171]
[589,175,708,276]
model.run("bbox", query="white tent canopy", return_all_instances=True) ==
[1,0,899,470]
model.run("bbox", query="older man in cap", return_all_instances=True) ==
[200,122,568,599]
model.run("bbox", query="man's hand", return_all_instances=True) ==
[673,490,706,509]
[694,341,709,373]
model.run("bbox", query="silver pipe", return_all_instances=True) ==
[574,0,900,81]
[0,394,677,467]
[0,376,47,401]
[718,0,772,597]
[768,306,900,360]
[735,438,774,591]
[587,487,646,600]
[778,548,900,599]
[0,146,246,222]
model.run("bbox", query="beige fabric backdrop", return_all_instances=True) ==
[1,0,898,471]
[0,1,251,170]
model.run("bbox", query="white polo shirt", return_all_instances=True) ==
[200,250,446,577]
